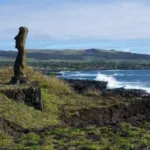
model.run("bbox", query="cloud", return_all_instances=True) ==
[0,0,150,41]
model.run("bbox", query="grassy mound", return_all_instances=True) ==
[0,67,150,150]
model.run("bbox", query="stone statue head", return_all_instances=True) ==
[14,26,28,48]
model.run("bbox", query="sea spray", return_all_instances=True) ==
[95,73,121,88]
[95,73,150,93]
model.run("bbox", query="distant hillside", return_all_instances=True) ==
[0,48,150,61]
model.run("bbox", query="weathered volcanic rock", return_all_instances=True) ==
[63,79,107,93]
[102,88,149,98]
[0,81,43,110]
[63,99,150,127]
[62,89,150,127]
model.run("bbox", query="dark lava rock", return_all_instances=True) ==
[102,88,149,98]
[63,79,107,93]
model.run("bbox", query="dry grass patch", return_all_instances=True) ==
[26,68,72,94]
[0,67,13,83]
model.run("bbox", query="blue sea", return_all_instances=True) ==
[59,70,150,93]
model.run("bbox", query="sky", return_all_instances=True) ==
[0,0,150,54]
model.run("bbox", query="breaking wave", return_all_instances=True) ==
[95,73,120,88]
[95,73,150,93]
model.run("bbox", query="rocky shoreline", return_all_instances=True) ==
[63,78,150,96]
[63,79,107,93]
[61,79,150,127]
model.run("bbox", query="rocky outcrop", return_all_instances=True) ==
[62,88,150,127]
[60,79,150,127]
[63,98,150,127]
[0,82,43,110]
[64,79,107,93]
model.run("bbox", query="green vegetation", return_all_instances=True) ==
[0,130,12,149]
[1,59,150,71]
[1,49,150,70]
[1,49,150,61]
[1,122,150,149]
[0,68,150,149]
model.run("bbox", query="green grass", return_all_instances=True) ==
[6,123,150,150]
[0,93,59,128]
[0,129,13,149]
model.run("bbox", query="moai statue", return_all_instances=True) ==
[10,27,29,84]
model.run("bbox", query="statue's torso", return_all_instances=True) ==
[15,36,25,48]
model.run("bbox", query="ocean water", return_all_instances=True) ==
[59,70,150,93]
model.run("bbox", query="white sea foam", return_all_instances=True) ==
[124,85,150,93]
[95,73,150,93]
[95,73,121,88]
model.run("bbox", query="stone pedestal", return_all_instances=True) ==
[0,81,43,110]
[10,77,30,84]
